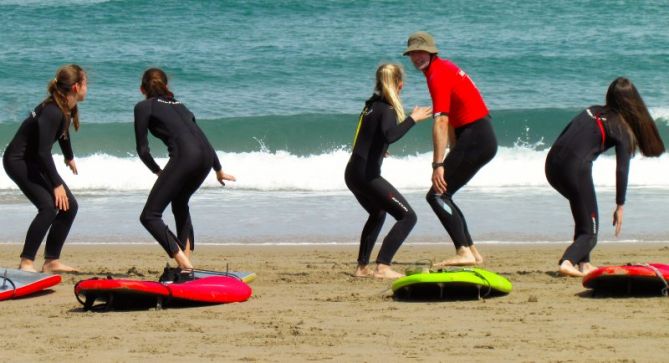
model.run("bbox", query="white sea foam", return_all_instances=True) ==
[2,147,669,192]
[651,107,669,123]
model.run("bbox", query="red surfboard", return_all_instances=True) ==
[74,275,252,311]
[583,263,669,296]
[0,269,61,301]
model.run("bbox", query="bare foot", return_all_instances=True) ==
[579,262,598,275]
[42,260,79,273]
[373,264,404,279]
[174,250,193,270]
[353,265,373,278]
[470,245,484,265]
[19,257,37,272]
[434,247,476,267]
[19,258,38,273]
[558,260,584,277]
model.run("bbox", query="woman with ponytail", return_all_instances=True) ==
[3,64,87,273]
[134,68,235,278]
[345,63,431,279]
[545,77,665,277]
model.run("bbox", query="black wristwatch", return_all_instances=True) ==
[431,162,444,169]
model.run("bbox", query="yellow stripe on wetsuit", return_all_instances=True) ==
[352,107,367,149]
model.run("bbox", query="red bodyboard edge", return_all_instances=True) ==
[583,263,669,289]
[74,276,252,306]
[0,274,61,301]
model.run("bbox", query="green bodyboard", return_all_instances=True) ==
[392,267,512,300]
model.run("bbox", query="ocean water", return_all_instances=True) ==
[1,1,669,246]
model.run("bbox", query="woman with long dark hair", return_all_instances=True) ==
[134,68,235,276]
[3,64,87,273]
[545,77,665,277]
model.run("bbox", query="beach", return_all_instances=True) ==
[2,1,669,362]
[1,242,668,362]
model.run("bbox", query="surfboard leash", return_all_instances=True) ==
[74,277,111,311]
[465,268,493,299]
[1,270,17,298]
[193,269,241,281]
[191,267,244,282]
[630,263,668,297]
[73,281,86,307]
[432,267,494,299]
[163,261,246,282]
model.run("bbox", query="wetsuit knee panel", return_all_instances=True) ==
[66,197,78,215]
[370,210,387,223]
[425,190,440,203]
[426,191,452,207]
[404,210,418,226]
[139,211,154,226]
[483,141,498,162]
[38,207,59,220]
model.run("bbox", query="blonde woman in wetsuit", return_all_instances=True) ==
[345,63,432,279]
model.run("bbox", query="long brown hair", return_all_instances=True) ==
[606,77,665,157]
[141,68,174,99]
[43,64,85,137]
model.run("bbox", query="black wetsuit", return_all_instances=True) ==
[545,106,631,265]
[426,116,497,249]
[344,95,417,265]
[134,96,222,257]
[3,103,78,261]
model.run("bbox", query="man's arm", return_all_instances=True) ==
[431,114,450,194]
[448,122,456,148]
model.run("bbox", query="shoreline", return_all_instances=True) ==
[1,243,668,361]
[3,240,669,246]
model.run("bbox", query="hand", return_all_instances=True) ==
[410,106,433,122]
[431,166,447,194]
[65,159,78,175]
[612,205,624,237]
[216,170,236,186]
[54,185,69,211]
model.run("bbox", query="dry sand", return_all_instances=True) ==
[1,243,668,362]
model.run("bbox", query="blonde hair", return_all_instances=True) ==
[375,64,405,122]
[43,64,86,137]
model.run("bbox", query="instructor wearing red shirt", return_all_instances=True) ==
[404,31,497,266]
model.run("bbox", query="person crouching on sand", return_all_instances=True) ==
[133,68,235,278]
[545,77,665,277]
[3,64,87,273]
[345,63,432,279]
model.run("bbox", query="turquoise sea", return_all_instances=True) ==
[1,0,668,246]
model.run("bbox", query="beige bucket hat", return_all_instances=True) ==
[403,31,439,55]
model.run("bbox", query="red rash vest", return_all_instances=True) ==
[424,56,489,128]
